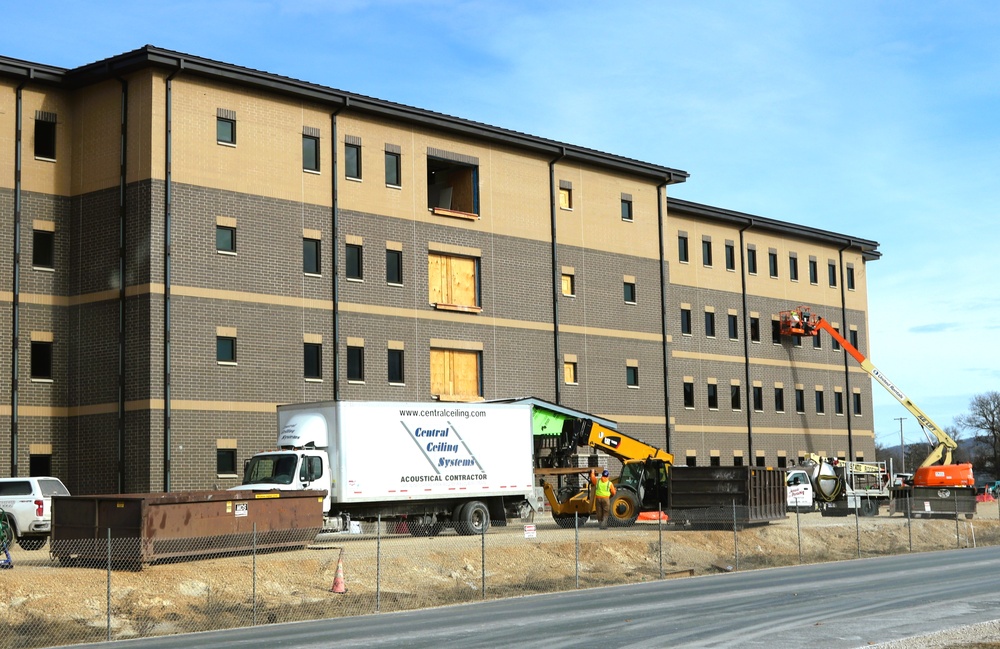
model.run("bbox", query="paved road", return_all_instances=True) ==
[79,545,1000,649]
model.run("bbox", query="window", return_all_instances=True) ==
[32,230,55,268]
[427,152,479,216]
[768,251,778,278]
[564,361,577,385]
[789,255,799,281]
[385,149,401,186]
[626,365,639,388]
[771,320,781,344]
[747,246,758,274]
[707,384,719,410]
[303,134,320,172]
[34,113,56,159]
[795,388,805,413]
[346,243,363,280]
[685,454,697,467]
[775,387,785,413]
[815,389,825,414]
[755,455,766,468]
[621,196,633,221]
[853,392,862,416]
[304,343,322,379]
[725,242,735,271]
[813,333,822,349]
[704,311,715,338]
[733,455,744,467]
[30,341,52,379]
[347,345,364,382]
[430,348,481,399]
[731,385,741,410]
[832,326,842,351]
[678,233,689,263]
[216,226,235,254]
[389,349,405,384]
[835,391,845,415]
[777,456,787,469]
[753,386,763,412]
[793,335,802,348]
[217,449,237,475]
[809,259,818,284]
[828,262,838,287]
[847,264,856,290]
[683,380,694,408]
[711,455,721,467]
[559,185,572,210]
[561,273,575,297]
[680,308,692,335]
[728,314,738,340]
[217,117,235,145]
[304,238,321,275]
[702,239,713,267]
[386,249,402,285]
[428,253,480,311]
[849,329,860,350]
[217,337,236,364]
[623,282,636,304]
[345,141,362,179]
[750,317,760,343]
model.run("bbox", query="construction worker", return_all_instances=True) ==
[591,469,617,529]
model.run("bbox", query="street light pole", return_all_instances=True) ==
[894,417,907,473]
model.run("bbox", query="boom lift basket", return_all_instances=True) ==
[778,306,819,337]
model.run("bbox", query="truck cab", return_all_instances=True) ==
[238,410,334,514]
[786,469,815,513]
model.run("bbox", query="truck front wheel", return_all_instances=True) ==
[610,492,640,527]
[457,501,491,535]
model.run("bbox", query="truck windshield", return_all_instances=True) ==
[243,454,298,485]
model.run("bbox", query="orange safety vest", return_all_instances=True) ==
[595,477,614,498]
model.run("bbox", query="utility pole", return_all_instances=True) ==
[894,417,907,473]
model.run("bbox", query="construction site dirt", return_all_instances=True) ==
[3,507,1000,648]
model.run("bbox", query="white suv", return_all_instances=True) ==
[0,477,70,551]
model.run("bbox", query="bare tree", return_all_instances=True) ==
[956,391,1000,481]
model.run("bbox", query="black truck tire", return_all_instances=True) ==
[457,501,491,535]
[17,537,46,551]
[553,514,587,529]
[609,491,640,527]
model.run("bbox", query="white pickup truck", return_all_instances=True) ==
[0,477,70,550]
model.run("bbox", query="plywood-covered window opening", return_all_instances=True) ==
[430,348,482,401]
[428,252,481,312]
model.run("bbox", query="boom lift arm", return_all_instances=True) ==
[569,419,675,466]
[779,306,958,469]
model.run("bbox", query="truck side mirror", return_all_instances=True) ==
[787,476,800,486]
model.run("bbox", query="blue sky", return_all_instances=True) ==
[5,1,998,451]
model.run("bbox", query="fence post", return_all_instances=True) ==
[732,500,738,572]
[480,519,486,600]
[376,513,382,613]
[106,527,112,642]
[252,522,257,626]
[658,503,663,579]
[854,501,861,559]
[954,491,961,549]
[906,494,913,552]
[795,506,802,564]
[574,511,580,589]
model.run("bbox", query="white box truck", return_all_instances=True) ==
[237,400,540,535]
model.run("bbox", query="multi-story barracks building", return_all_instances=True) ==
[0,46,880,494]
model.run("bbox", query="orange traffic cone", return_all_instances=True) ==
[331,548,347,594]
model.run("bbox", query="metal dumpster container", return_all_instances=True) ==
[667,466,787,527]
[50,489,324,566]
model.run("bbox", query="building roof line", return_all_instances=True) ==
[668,197,881,260]
[1,45,689,185]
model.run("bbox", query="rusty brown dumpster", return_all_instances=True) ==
[50,489,324,566]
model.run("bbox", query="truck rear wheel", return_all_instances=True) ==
[860,500,878,517]
[610,492,640,527]
[457,501,490,535]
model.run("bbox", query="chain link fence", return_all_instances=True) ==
[2,500,999,649]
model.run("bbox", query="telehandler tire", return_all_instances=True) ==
[553,514,587,529]
[609,491,640,527]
